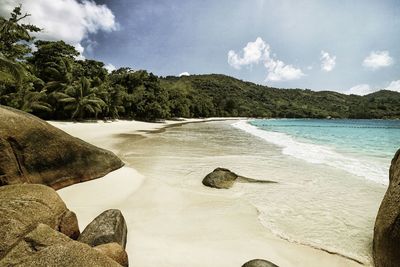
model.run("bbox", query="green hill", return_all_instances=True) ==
[161,74,400,119]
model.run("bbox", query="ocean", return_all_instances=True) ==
[120,119,399,265]
[236,119,400,185]
[232,119,400,264]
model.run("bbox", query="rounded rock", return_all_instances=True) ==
[242,259,279,267]
[94,242,129,267]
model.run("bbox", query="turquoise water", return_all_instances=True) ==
[245,119,400,184]
[250,119,400,159]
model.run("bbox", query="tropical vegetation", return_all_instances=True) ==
[1,6,399,121]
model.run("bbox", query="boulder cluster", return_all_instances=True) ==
[0,106,129,266]
[0,184,129,266]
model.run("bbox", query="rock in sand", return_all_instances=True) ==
[0,223,121,266]
[79,209,128,248]
[202,167,277,189]
[373,148,400,267]
[0,184,80,258]
[242,259,279,267]
[0,105,124,189]
[94,242,129,267]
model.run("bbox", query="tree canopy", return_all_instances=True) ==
[0,5,399,121]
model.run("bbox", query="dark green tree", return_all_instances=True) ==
[0,5,40,60]
[58,77,105,120]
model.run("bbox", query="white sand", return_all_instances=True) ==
[54,119,363,267]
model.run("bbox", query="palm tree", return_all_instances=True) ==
[0,56,24,85]
[20,90,52,113]
[58,77,105,120]
[98,83,125,119]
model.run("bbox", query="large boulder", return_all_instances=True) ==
[94,243,129,267]
[242,259,279,267]
[79,209,127,248]
[0,184,79,258]
[0,223,121,266]
[202,168,239,189]
[373,148,400,267]
[0,105,123,189]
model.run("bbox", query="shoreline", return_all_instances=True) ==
[55,119,364,267]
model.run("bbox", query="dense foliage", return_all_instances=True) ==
[1,6,399,121]
[162,75,400,119]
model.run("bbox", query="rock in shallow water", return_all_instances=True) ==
[242,259,279,267]
[79,209,128,249]
[0,184,80,258]
[0,223,121,266]
[202,168,239,189]
[0,105,124,189]
[373,148,400,267]
[202,167,277,189]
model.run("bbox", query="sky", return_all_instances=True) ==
[0,0,399,95]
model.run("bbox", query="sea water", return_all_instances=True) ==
[120,120,398,265]
[232,119,400,264]
[240,119,400,185]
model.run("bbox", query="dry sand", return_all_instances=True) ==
[53,119,363,267]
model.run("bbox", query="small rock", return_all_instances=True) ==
[79,209,127,248]
[202,168,238,189]
[242,259,279,267]
[59,210,80,240]
[95,242,129,267]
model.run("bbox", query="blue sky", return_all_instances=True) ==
[1,0,399,94]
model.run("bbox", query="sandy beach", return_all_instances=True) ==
[53,119,364,267]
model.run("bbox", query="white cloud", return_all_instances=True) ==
[385,80,400,92]
[74,43,85,60]
[0,0,117,57]
[228,37,304,82]
[320,50,336,72]
[345,84,375,95]
[104,63,116,73]
[179,72,190,77]
[264,59,304,82]
[227,37,267,69]
[345,80,400,95]
[362,51,394,70]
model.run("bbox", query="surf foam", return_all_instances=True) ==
[232,120,388,184]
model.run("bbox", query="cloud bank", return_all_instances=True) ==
[385,80,400,92]
[345,84,374,95]
[362,51,393,70]
[228,37,304,82]
[345,80,400,95]
[0,0,117,57]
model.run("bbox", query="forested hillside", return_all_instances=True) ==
[1,6,399,121]
[162,75,400,119]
